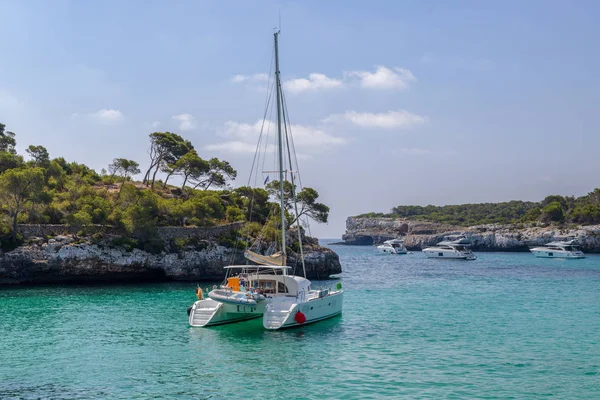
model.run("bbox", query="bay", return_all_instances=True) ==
[1,240,599,399]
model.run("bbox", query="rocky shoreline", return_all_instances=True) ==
[339,216,600,252]
[0,229,341,286]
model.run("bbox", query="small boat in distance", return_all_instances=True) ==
[422,236,477,260]
[377,239,408,254]
[529,239,585,259]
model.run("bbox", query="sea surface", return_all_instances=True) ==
[1,240,599,399]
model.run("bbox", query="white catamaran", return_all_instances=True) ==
[188,31,343,330]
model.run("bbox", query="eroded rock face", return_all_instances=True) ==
[287,245,342,279]
[0,235,342,285]
[342,217,600,252]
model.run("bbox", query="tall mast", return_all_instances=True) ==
[274,31,286,265]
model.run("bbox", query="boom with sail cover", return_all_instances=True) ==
[244,250,286,267]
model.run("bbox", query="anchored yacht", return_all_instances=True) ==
[188,263,342,328]
[422,236,477,260]
[530,240,585,259]
[188,31,343,330]
[377,239,408,254]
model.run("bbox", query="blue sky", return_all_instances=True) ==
[1,0,599,238]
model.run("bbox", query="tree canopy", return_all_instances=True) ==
[0,122,330,249]
[0,123,17,154]
[26,145,50,167]
[266,180,329,225]
[108,158,141,193]
[143,131,193,189]
[359,191,600,226]
[0,167,45,241]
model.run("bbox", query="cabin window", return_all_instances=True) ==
[439,252,443,257]
[277,282,288,293]
[258,280,276,294]
[548,252,553,257]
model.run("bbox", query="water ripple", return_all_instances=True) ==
[1,245,599,398]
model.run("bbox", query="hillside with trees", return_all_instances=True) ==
[357,191,600,227]
[0,122,329,252]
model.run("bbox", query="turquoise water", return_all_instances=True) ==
[1,241,599,399]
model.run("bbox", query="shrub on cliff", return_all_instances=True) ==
[541,201,565,223]
[0,122,331,244]
[0,167,45,242]
[111,236,139,252]
[570,204,600,224]
[373,188,600,227]
[66,210,93,236]
[386,201,538,226]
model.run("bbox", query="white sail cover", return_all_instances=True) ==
[244,250,286,266]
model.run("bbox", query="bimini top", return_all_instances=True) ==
[223,265,291,270]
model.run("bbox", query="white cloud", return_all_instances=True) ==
[286,122,347,147]
[231,73,269,83]
[206,120,347,155]
[345,66,416,90]
[71,109,123,123]
[151,121,161,128]
[323,110,428,129]
[172,113,197,131]
[232,66,416,93]
[284,73,343,94]
[231,74,247,83]
[225,120,346,147]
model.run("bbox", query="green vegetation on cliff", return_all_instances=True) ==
[0,122,329,250]
[357,190,600,226]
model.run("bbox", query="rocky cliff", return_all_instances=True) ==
[341,216,600,252]
[0,232,341,285]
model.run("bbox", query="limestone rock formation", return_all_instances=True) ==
[341,217,600,252]
[0,233,342,285]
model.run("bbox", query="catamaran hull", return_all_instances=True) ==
[530,249,585,259]
[263,291,344,330]
[189,298,265,327]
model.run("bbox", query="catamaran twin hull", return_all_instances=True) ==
[188,298,264,327]
[189,291,343,330]
[263,291,343,330]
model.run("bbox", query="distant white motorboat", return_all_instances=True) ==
[422,236,476,260]
[530,240,585,259]
[377,239,408,254]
